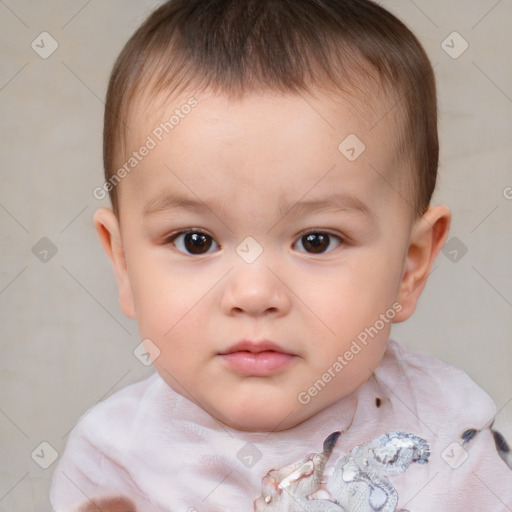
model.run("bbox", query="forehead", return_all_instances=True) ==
[118,86,405,223]
[125,77,399,152]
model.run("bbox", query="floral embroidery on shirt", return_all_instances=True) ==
[255,431,429,511]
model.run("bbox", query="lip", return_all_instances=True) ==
[219,340,290,355]
[219,340,296,376]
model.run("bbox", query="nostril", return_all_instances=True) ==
[230,305,281,316]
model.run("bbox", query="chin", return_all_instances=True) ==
[223,414,296,432]
[213,400,306,432]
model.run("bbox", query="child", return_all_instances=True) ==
[50,0,512,510]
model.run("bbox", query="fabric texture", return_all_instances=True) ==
[49,340,512,511]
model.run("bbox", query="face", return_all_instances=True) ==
[102,87,425,431]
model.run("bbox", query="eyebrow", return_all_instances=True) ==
[143,191,375,220]
[277,193,375,220]
[143,192,210,217]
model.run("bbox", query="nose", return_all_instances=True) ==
[220,262,291,318]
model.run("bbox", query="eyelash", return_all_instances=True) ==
[164,229,345,255]
[165,228,219,255]
[294,229,344,254]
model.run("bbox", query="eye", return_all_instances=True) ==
[293,232,342,254]
[169,230,219,255]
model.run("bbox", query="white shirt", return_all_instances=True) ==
[50,340,512,511]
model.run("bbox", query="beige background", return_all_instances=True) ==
[0,0,511,509]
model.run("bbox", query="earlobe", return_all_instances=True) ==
[93,208,136,319]
[394,205,451,323]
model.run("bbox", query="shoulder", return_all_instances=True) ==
[370,340,512,509]
[51,372,164,484]
[69,371,166,451]
[50,372,169,510]
[377,339,497,429]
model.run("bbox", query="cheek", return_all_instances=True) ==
[128,260,220,371]
[349,245,404,301]
[127,257,194,339]
[294,251,401,374]
[303,255,401,325]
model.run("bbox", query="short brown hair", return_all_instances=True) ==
[103,0,438,217]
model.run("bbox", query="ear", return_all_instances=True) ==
[394,205,451,323]
[93,208,136,319]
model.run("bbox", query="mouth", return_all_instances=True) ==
[218,340,296,376]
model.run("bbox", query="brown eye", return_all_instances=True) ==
[172,231,218,255]
[294,232,341,254]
